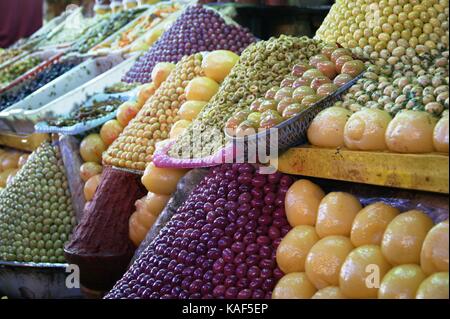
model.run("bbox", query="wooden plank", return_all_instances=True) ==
[278,146,449,194]
[0,133,49,151]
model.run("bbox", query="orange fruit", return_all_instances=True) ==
[84,174,102,201]
[285,179,325,227]
[79,162,103,182]
[141,163,188,195]
[185,77,220,102]
[339,245,392,299]
[202,50,239,83]
[178,101,207,121]
[100,120,124,146]
[129,212,150,246]
[276,225,320,274]
[272,273,317,299]
[79,134,106,164]
[316,192,362,237]
[350,202,399,247]
[305,236,354,289]
[420,220,449,275]
[169,120,191,139]
[151,62,176,88]
[378,265,426,299]
[381,210,434,265]
[116,101,140,127]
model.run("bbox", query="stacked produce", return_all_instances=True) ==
[103,54,205,171]
[0,61,79,111]
[129,165,186,246]
[316,0,449,56]
[122,4,256,84]
[0,148,29,189]
[128,50,239,246]
[225,45,365,136]
[74,8,146,53]
[61,66,162,285]
[106,164,293,299]
[91,3,181,53]
[168,36,325,159]
[272,179,449,299]
[307,106,449,154]
[79,134,106,202]
[79,63,174,202]
[316,0,449,119]
[0,56,41,89]
[0,142,76,263]
[338,50,449,117]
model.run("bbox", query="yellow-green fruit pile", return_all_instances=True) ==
[0,142,76,263]
[103,54,204,171]
[169,36,324,159]
[316,0,449,57]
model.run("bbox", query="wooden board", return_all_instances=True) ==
[278,146,449,194]
[0,133,49,151]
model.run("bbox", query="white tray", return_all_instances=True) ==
[0,55,138,135]
[0,53,126,114]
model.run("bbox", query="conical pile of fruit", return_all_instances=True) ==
[105,164,293,299]
[168,36,325,160]
[0,142,76,263]
[103,53,205,171]
[316,0,449,57]
[122,4,256,83]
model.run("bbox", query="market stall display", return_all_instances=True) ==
[76,61,175,202]
[105,164,293,299]
[90,2,182,54]
[47,96,128,129]
[128,52,239,246]
[0,54,129,126]
[167,35,325,161]
[0,61,80,112]
[0,0,448,301]
[307,107,449,154]
[0,142,76,263]
[316,0,449,56]
[62,54,206,291]
[73,7,147,53]
[103,53,206,170]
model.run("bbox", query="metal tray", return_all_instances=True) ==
[0,54,138,135]
[89,2,182,55]
[35,90,136,135]
[88,5,155,54]
[153,73,364,169]
[0,261,83,299]
[0,53,127,115]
